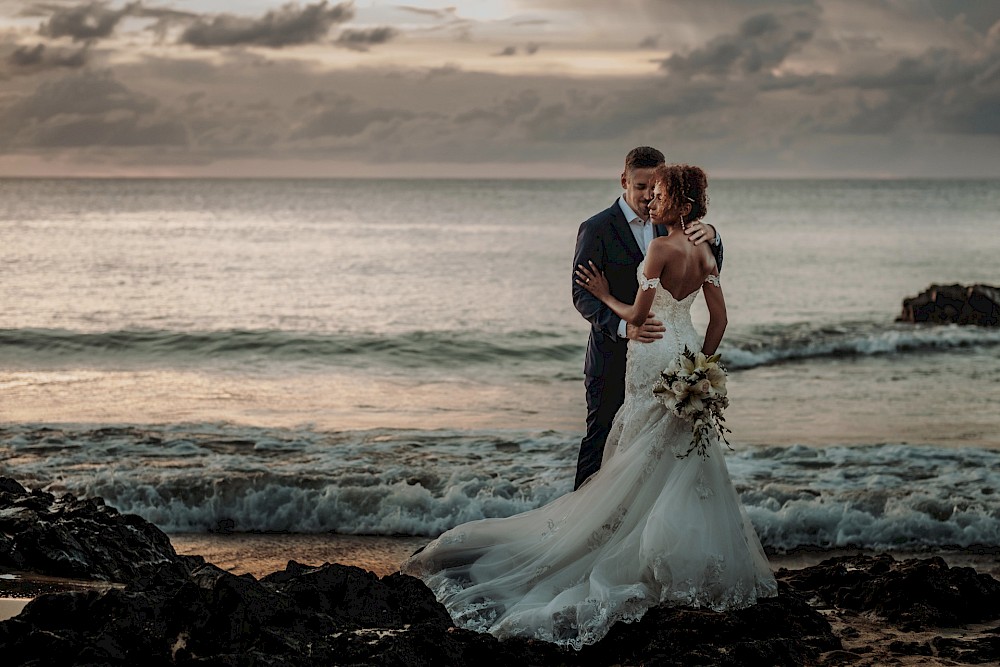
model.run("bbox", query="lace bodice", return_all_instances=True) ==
[627,262,703,401]
[637,260,717,324]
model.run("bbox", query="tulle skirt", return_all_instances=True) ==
[400,390,777,649]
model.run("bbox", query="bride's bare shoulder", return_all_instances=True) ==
[648,235,684,256]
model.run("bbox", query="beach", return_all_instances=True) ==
[2,177,999,663]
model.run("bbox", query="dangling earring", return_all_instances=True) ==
[679,213,686,231]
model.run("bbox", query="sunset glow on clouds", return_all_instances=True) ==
[2,0,999,177]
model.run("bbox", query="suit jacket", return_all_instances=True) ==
[572,199,724,380]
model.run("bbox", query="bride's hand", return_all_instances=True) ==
[575,261,611,300]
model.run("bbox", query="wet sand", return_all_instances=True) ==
[169,533,1000,580]
[169,532,430,579]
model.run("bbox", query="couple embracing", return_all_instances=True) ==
[402,147,777,649]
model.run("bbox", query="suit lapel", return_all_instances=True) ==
[608,200,644,263]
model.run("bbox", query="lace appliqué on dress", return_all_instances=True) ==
[639,276,661,291]
[705,274,721,287]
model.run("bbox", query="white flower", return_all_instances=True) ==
[706,364,726,390]
[680,355,696,375]
[671,380,689,400]
[693,378,712,396]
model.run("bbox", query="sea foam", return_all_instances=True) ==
[2,424,998,552]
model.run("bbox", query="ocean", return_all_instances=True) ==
[1,177,999,555]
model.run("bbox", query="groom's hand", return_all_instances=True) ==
[626,314,665,343]
[684,221,716,246]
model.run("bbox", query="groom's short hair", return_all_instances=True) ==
[624,147,665,173]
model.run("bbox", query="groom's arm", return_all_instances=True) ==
[685,222,724,272]
[572,218,622,341]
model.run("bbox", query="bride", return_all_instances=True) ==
[400,164,777,649]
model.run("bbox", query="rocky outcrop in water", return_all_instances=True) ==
[898,283,1000,326]
[0,477,197,585]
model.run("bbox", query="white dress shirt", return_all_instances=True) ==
[616,196,653,338]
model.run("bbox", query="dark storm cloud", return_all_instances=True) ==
[179,1,354,49]
[29,113,188,147]
[492,44,541,56]
[290,93,420,139]
[395,5,457,20]
[520,83,724,142]
[662,10,817,77]
[453,89,541,125]
[0,69,187,148]
[826,43,1000,136]
[7,42,88,70]
[335,26,397,50]
[25,1,198,44]
[38,1,134,42]
[5,69,154,122]
[923,0,1000,33]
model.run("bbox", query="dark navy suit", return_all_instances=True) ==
[571,199,723,489]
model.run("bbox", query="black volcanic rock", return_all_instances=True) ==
[778,554,1000,630]
[932,635,1000,663]
[0,476,196,585]
[3,478,1000,666]
[898,283,1000,326]
[573,581,840,667]
[2,562,838,667]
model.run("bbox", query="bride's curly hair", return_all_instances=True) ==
[653,164,708,222]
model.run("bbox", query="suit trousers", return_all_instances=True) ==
[574,372,626,490]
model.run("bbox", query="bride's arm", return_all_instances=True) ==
[701,271,727,355]
[575,249,665,326]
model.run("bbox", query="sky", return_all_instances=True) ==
[1,0,1000,178]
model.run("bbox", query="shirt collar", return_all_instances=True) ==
[618,195,646,225]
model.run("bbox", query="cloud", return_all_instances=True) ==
[492,44,541,56]
[0,69,186,149]
[827,43,1000,136]
[27,113,188,147]
[920,0,1000,33]
[5,69,154,122]
[290,93,420,139]
[335,26,397,51]
[179,1,354,49]
[6,42,89,71]
[2,0,1000,176]
[38,1,134,42]
[394,6,457,20]
[662,9,818,78]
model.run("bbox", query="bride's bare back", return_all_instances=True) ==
[645,232,718,302]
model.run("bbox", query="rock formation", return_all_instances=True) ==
[2,477,999,666]
[898,284,1000,326]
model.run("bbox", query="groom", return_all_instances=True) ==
[571,147,723,490]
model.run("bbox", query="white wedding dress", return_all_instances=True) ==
[401,264,777,649]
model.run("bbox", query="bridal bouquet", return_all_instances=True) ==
[652,348,732,458]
